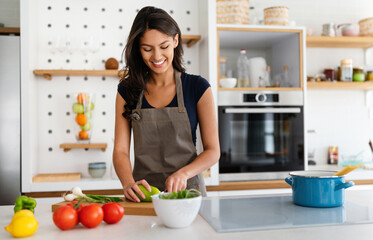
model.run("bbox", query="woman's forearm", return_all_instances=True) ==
[113,150,135,188]
[177,148,220,180]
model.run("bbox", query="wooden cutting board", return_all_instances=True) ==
[52,198,156,216]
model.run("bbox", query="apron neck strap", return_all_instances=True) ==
[135,69,186,112]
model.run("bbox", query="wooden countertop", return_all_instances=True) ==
[25,179,373,198]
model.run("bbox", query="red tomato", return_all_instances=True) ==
[53,205,79,230]
[102,202,125,224]
[79,204,104,228]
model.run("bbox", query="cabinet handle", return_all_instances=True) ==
[224,108,301,114]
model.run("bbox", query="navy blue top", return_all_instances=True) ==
[117,72,211,145]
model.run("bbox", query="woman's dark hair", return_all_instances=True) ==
[119,6,185,120]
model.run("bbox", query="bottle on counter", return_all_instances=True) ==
[237,49,250,88]
[340,59,353,81]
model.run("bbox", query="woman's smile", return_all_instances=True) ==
[152,59,166,67]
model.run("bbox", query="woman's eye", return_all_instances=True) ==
[143,48,151,52]
[161,45,169,50]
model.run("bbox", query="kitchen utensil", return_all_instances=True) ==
[359,17,373,36]
[52,198,155,215]
[285,170,354,207]
[264,6,289,26]
[220,77,237,88]
[32,173,81,183]
[247,57,267,88]
[322,23,336,37]
[333,163,363,176]
[151,193,202,228]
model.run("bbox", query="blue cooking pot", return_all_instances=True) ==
[285,171,354,208]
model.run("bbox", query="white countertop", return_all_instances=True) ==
[1,189,373,240]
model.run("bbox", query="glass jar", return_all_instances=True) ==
[366,71,373,81]
[340,59,352,81]
[353,67,365,82]
[324,69,334,81]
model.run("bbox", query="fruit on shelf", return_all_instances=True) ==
[77,93,88,104]
[80,122,91,131]
[72,103,84,114]
[75,113,87,126]
[79,130,89,139]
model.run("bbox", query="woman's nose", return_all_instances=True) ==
[152,48,162,61]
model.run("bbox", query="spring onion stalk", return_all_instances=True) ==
[63,186,123,203]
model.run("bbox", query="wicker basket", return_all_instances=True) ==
[264,6,289,26]
[216,0,250,24]
[359,17,373,36]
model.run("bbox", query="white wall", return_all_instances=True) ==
[0,0,20,27]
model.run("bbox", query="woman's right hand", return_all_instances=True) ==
[123,179,151,203]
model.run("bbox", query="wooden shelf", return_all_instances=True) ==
[33,69,126,80]
[307,36,373,49]
[182,35,201,47]
[307,81,373,90]
[60,143,107,152]
[0,27,20,35]
[218,87,302,91]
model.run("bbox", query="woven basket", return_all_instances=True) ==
[359,17,373,36]
[216,0,250,24]
[264,6,288,26]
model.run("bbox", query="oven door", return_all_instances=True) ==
[218,106,304,181]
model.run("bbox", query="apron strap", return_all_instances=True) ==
[174,70,186,113]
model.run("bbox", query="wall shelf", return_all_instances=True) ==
[307,81,373,90]
[0,27,20,35]
[307,36,373,49]
[182,35,201,47]
[33,69,126,80]
[60,143,108,152]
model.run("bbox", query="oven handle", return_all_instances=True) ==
[224,108,301,114]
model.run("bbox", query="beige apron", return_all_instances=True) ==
[130,70,206,196]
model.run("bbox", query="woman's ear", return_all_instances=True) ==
[173,34,179,48]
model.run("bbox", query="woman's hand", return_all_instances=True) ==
[165,171,188,193]
[123,179,151,202]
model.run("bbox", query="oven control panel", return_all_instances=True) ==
[243,93,279,103]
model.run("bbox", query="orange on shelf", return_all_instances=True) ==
[75,114,87,126]
[77,93,88,104]
[78,130,89,139]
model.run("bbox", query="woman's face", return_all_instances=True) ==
[139,29,178,75]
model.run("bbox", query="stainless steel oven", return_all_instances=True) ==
[218,91,305,181]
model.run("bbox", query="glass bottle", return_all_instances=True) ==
[237,49,250,88]
[282,65,292,87]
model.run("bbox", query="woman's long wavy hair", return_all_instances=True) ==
[119,6,185,120]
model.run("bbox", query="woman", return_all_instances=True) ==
[113,6,219,202]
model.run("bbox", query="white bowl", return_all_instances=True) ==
[220,78,237,88]
[151,194,202,228]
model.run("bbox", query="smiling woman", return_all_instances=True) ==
[113,6,220,203]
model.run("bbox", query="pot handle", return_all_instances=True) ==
[285,176,293,186]
[335,181,355,191]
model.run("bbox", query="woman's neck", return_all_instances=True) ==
[148,68,175,86]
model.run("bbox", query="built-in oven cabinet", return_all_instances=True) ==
[217,25,306,91]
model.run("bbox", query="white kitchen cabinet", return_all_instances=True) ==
[217,25,306,91]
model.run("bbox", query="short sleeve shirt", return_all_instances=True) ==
[117,72,211,145]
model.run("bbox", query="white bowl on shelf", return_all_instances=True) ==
[220,78,237,88]
[151,193,202,228]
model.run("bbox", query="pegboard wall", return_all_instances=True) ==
[32,0,202,179]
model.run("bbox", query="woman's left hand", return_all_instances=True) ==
[165,171,188,193]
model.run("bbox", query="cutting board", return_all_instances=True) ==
[52,198,156,216]
[32,173,81,182]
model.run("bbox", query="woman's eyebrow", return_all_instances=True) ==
[140,40,170,47]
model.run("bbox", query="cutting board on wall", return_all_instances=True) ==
[52,198,156,216]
